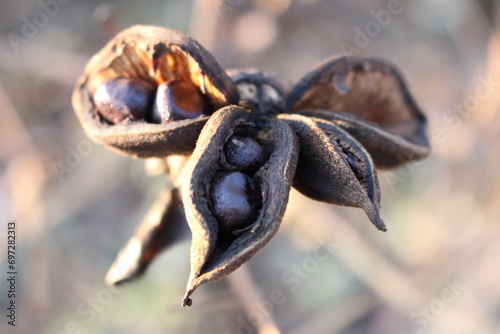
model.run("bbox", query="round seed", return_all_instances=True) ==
[151,80,207,123]
[94,78,153,123]
[211,171,261,233]
[224,136,267,173]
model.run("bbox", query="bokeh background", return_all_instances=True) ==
[1,0,500,333]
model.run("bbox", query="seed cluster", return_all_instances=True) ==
[94,78,207,124]
[210,135,268,234]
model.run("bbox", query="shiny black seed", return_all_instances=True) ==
[151,80,207,123]
[210,171,261,233]
[94,78,153,123]
[224,136,267,173]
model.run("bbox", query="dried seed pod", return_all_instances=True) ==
[72,25,239,158]
[280,114,385,231]
[105,188,188,286]
[181,106,298,306]
[286,57,430,168]
[72,24,433,309]
[228,69,286,115]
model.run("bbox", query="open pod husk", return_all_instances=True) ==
[181,106,298,306]
[72,25,239,158]
[280,114,385,231]
[286,57,430,168]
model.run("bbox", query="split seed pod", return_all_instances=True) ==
[181,106,298,306]
[72,25,238,158]
[72,25,431,307]
[286,57,430,168]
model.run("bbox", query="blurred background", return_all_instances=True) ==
[1,0,500,333]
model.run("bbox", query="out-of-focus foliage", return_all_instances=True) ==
[1,1,499,333]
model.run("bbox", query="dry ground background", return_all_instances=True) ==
[1,0,500,333]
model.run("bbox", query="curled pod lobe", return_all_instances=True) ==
[286,57,430,168]
[181,106,298,306]
[105,187,188,286]
[280,114,385,231]
[72,25,239,158]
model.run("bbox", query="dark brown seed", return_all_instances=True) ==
[152,80,207,123]
[93,78,153,123]
[210,171,261,233]
[224,136,267,173]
